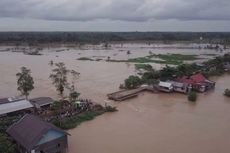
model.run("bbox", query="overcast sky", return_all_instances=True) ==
[0,0,230,32]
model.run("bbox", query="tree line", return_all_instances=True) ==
[0,32,230,45]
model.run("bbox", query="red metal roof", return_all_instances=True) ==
[178,76,194,84]
[190,73,206,83]
[178,73,207,84]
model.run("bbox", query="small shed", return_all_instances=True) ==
[158,81,173,93]
[7,114,69,153]
[30,97,54,109]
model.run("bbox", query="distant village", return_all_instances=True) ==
[108,53,230,101]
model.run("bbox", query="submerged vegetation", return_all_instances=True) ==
[108,54,200,65]
[188,92,198,102]
[224,89,230,97]
[135,64,153,71]
[124,75,142,89]
[77,57,94,61]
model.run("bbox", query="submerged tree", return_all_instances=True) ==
[16,67,34,99]
[50,62,69,97]
[68,70,80,102]
[49,60,54,66]
[124,75,142,89]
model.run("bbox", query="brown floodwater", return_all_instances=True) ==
[0,43,230,153]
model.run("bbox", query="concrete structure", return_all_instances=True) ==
[7,114,69,153]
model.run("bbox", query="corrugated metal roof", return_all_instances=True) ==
[7,114,68,151]
[30,97,54,108]
[0,99,33,115]
[159,81,173,88]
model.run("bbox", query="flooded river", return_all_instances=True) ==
[0,43,230,153]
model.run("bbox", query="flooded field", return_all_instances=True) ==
[0,43,230,153]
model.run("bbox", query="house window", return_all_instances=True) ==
[57,143,61,147]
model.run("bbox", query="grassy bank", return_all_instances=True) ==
[110,54,200,65]
[52,111,103,130]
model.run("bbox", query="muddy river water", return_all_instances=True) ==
[0,43,230,153]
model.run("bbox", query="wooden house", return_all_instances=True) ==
[7,114,69,153]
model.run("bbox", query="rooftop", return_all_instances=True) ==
[7,114,68,151]
[30,97,54,108]
[0,99,33,115]
[159,81,173,88]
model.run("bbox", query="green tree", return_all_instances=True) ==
[0,134,15,153]
[68,70,80,102]
[16,67,34,99]
[188,91,197,102]
[50,62,69,97]
[69,91,80,102]
[224,89,230,97]
[124,75,142,89]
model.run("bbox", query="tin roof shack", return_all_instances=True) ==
[178,73,215,92]
[158,81,173,93]
[7,114,69,153]
[0,97,34,117]
[30,97,54,109]
[168,81,191,94]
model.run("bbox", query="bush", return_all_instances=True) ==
[224,89,230,97]
[124,75,142,89]
[188,91,197,102]
[0,134,16,153]
[105,106,118,112]
[50,101,62,110]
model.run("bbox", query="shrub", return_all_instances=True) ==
[188,91,197,102]
[0,134,16,153]
[105,106,118,112]
[50,101,62,110]
[224,89,230,97]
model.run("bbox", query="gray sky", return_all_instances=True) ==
[0,0,230,32]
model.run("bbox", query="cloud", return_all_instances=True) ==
[0,0,230,22]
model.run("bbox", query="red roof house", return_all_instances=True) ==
[190,73,206,83]
[177,73,215,92]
